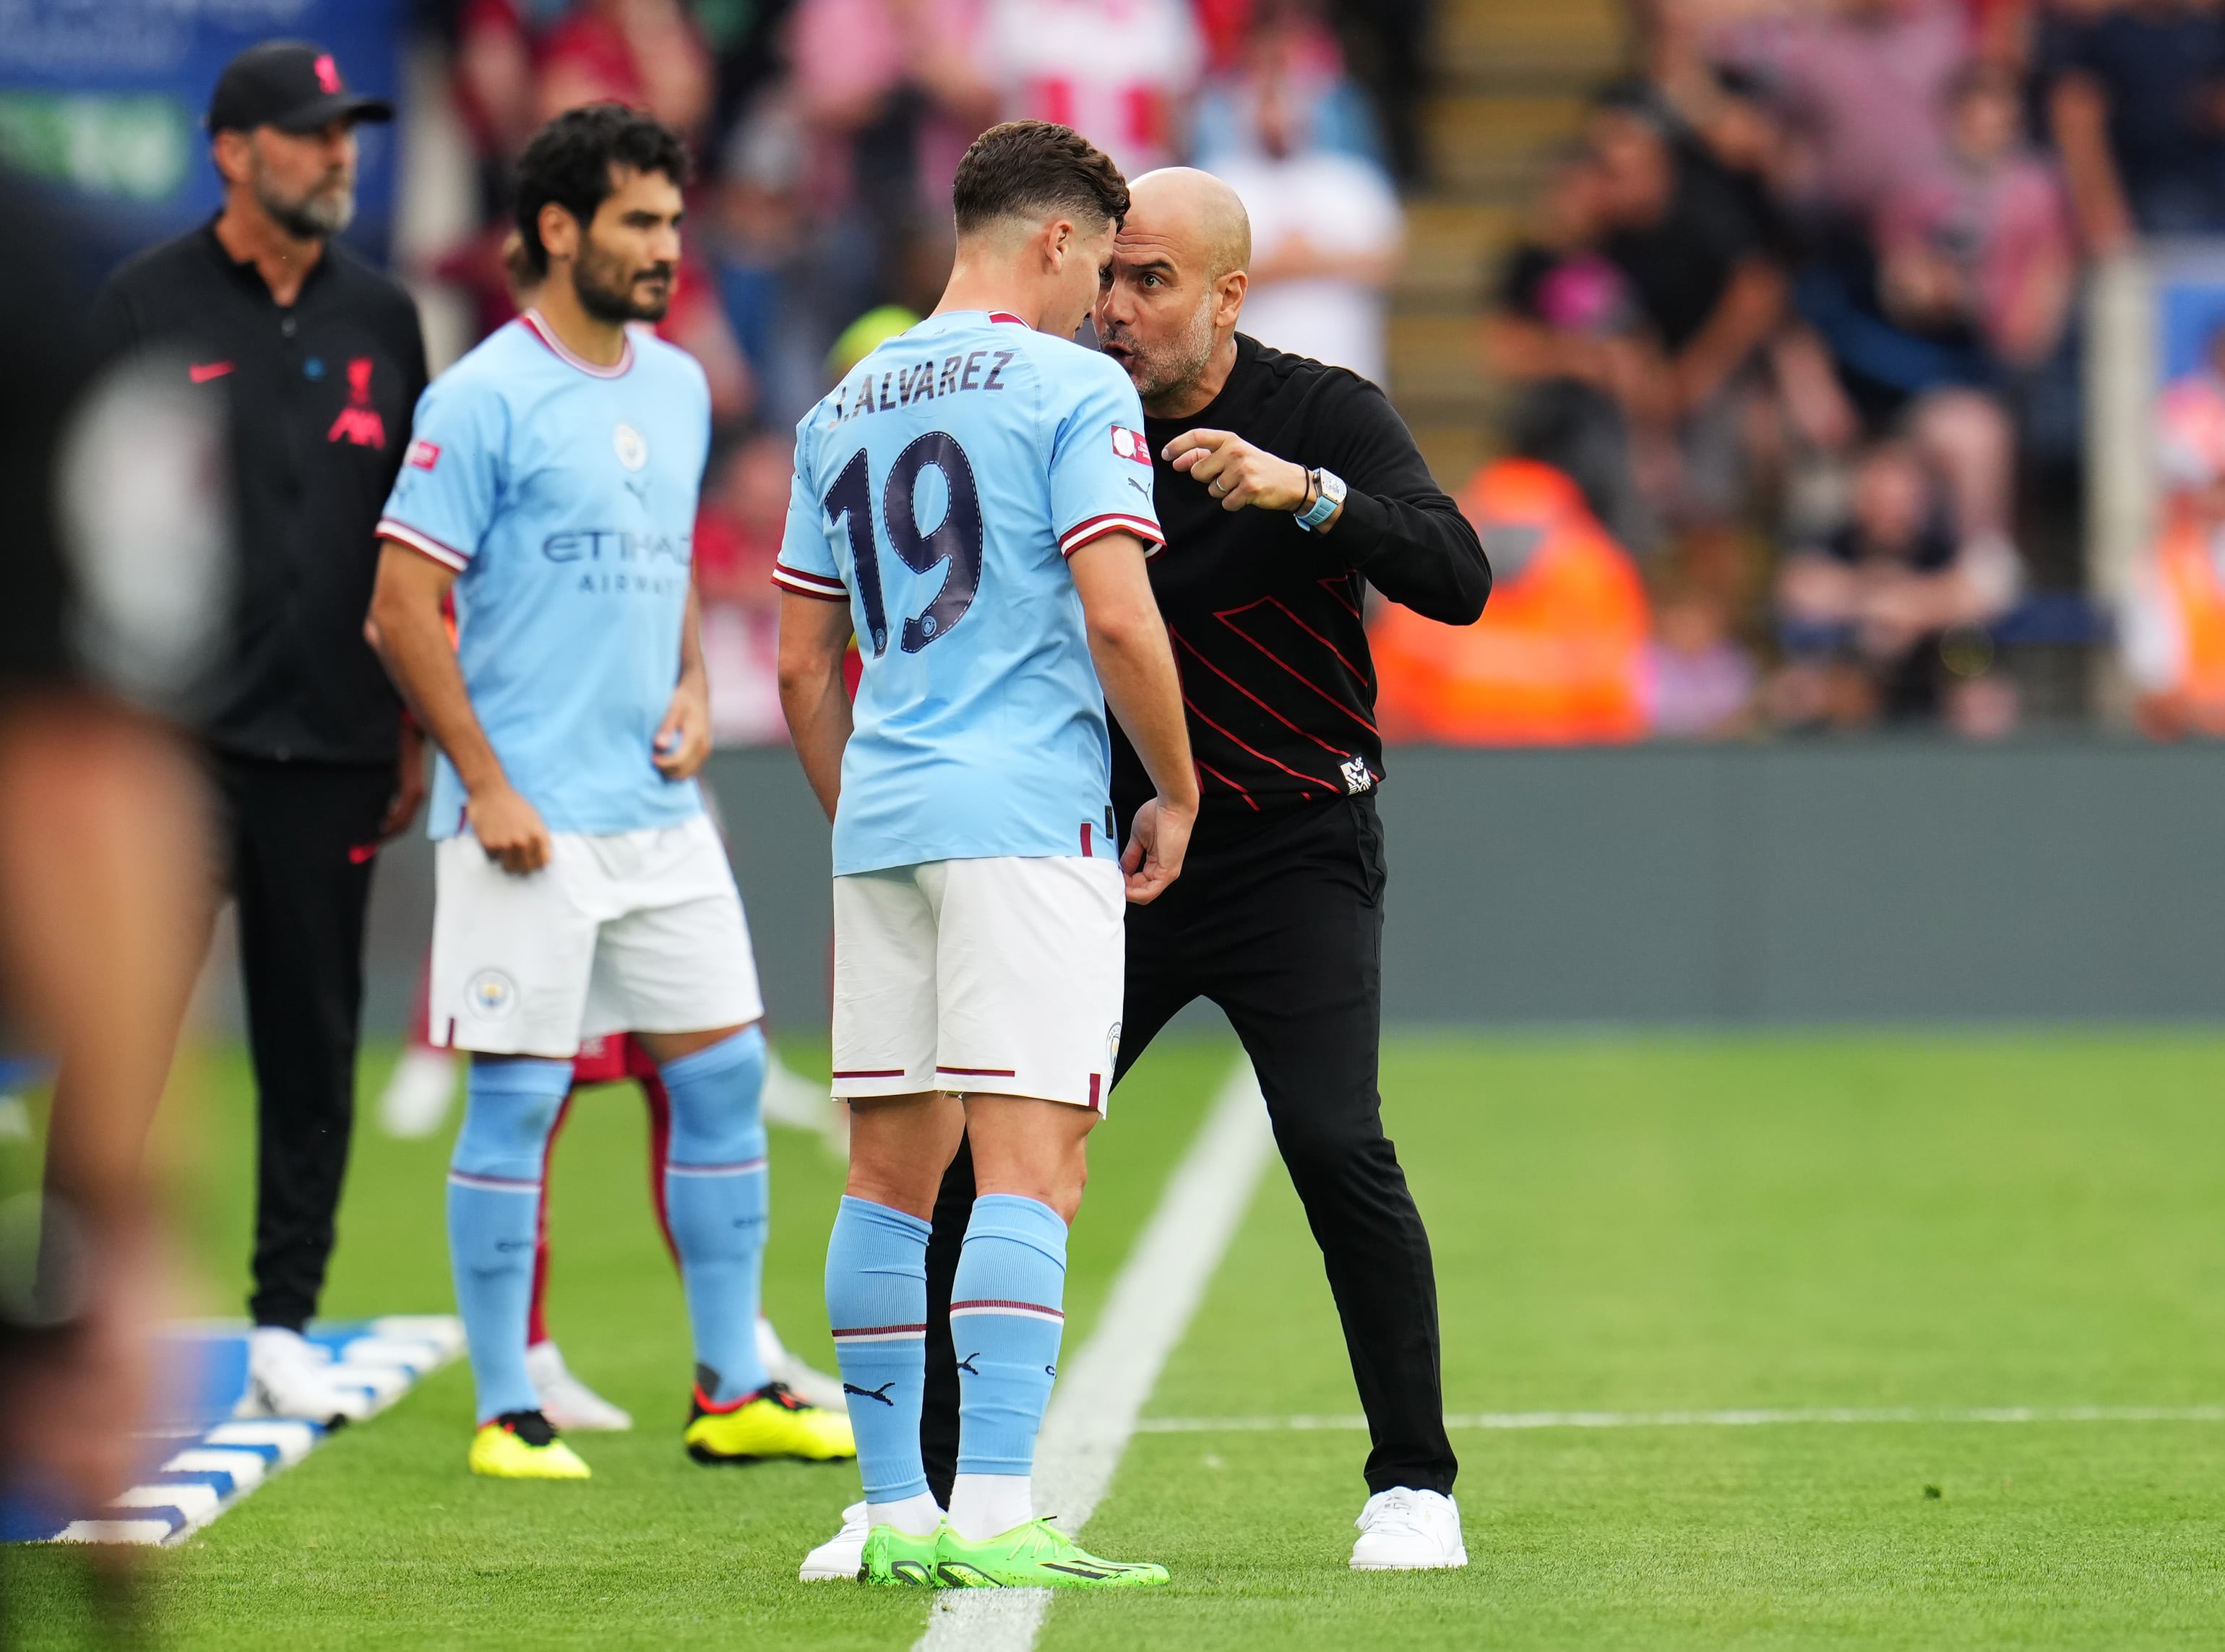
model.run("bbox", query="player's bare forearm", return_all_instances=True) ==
[777,589,856,821]
[371,543,499,792]
[371,541,549,871]
[1070,531,1197,902]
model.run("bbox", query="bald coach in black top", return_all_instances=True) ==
[908,168,1489,1573]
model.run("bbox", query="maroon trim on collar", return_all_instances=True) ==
[988,311,1027,326]
[520,309,634,378]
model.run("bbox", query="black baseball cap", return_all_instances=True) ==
[207,41,393,136]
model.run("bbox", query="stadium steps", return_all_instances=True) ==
[1387,0,1631,488]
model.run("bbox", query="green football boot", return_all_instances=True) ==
[934,1519,1170,1588]
[859,1523,944,1586]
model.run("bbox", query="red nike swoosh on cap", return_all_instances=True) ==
[189,361,234,383]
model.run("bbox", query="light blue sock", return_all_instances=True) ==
[825,1195,933,1505]
[660,1025,772,1403]
[448,1057,572,1424]
[951,1194,1068,1479]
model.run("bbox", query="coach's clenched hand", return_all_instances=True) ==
[654,676,713,781]
[468,779,552,875]
[1163,428,1309,514]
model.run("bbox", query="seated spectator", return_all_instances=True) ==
[694,433,795,746]
[1202,5,1402,384]
[1796,65,2052,578]
[1372,458,1651,746]
[1877,64,2077,374]
[1646,584,1758,737]
[2125,322,2225,735]
[1770,439,2015,728]
[978,0,1203,179]
[1587,93,1787,535]
[1482,150,1660,554]
[2044,0,2225,250]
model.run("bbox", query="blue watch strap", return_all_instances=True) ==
[1296,468,1343,532]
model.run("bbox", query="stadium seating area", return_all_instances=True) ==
[397,0,2218,746]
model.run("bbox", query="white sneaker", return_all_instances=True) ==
[756,1317,848,1413]
[526,1341,633,1432]
[378,1045,458,1139]
[799,1501,869,1581]
[1350,1488,1468,1570]
[241,1327,374,1427]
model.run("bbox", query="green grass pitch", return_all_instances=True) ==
[12,1031,2225,1648]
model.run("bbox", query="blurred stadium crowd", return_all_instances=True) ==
[1476,0,2213,745]
[406,0,1416,744]
[397,0,2225,746]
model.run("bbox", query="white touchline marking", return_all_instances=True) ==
[1135,1405,2225,1433]
[914,1057,1275,1652]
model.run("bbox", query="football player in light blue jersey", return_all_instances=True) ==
[779,121,1198,1590]
[369,106,852,1482]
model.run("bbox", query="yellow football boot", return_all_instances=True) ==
[468,1409,591,1479]
[684,1380,856,1465]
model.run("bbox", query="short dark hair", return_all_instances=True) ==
[513,103,691,278]
[951,120,1129,238]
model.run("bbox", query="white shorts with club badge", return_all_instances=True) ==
[830,853,1127,1112]
[431,812,764,1057]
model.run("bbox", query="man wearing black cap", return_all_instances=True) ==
[90,41,429,1424]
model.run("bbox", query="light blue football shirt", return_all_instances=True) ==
[777,310,1163,876]
[377,311,710,840]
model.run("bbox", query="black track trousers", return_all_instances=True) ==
[921,794,1458,1500]
[210,753,393,1332]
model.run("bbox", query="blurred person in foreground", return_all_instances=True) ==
[369,103,853,1479]
[803,164,1490,1582]
[89,40,430,1427]
[1372,458,1651,746]
[0,168,225,1612]
[2126,320,2225,736]
[1770,438,2015,733]
[1197,0,1403,386]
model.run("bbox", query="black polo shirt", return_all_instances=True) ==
[90,223,427,765]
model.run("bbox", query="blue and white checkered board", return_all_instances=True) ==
[0,1314,462,1546]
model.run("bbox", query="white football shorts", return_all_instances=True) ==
[831,853,1127,1112]
[431,812,764,1057]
